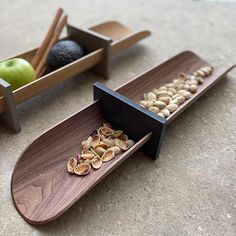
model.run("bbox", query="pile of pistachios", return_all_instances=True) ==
[139,66,213,118]
[67,123,135,176]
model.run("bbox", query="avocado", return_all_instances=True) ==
[47,40,84,70]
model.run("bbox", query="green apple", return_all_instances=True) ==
[0,58,36,90]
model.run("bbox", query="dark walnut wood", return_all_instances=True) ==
[11,51,235,224]
[117,51,235,123]
[11,101,152,224]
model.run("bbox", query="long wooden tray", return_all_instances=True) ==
[0,21,150,132]
[11,51,235,224]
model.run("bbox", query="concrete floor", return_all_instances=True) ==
[0,0,235,235]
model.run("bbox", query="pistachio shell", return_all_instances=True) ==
[149,106,159,114]
[204,66,213,74]
[179,96,186,104]
[127,139,135,148]
[171,98,180,106]
[112,130,123,138]
[82,136,93,150]
[153,100,166,109]
[97,128,107,140]
[201,67,210,76]
[168,87,177,94]
[158,96,171,104]
[184,84,190,91]
[108,146,122,155]
[156,91,169,98]
[115,139,129,151]
[100,127,114,137]
[167,91,174,97]
[99,141,110,148]
[189,80,198,85]
[172,94,181,100]
[159,86,167,91]
[197,70,205,77]
[92,135,100,148]
[178,89,188,94]
[102,137,115,147]
[190,84,197,93]
[81,152,94,160]
[198,77,204,84]
[161,108,170,118]
[102,149,115,162]
[173,95,185,105]
[190,80,198,86]
[139,100,149,108]
[195,77,202,84]
[97,127,103,136]
[178,73,187,81]
[200,67,208,74]
[90,148,99,156]
[152,89,159,95]
[157,112,165,118]
[118,133,128,141]
[166,83,175,88]
[182,91,192,100]
[147,92,156,100]
[91,156,103,169]
[143,93,148,100]
[100,134,106,140]
[74,163,91,176]
[84,159,91,163]
[95,146,107,156]
[173,79,182,86]
[82,149,94,155]
[67,157,77,173]
[177,84,185,90]
[189,75,196,80]
[166,104,178,113]
[145,100,154,108]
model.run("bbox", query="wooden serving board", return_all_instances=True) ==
[11,51,235,224]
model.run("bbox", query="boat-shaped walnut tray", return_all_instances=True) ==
[0,21,150,132]
[11,51,235,224]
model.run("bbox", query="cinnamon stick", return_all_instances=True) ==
[31,8,63,69]
[35,15,68,77]
[37,65,47,78]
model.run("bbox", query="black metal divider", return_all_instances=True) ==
[93,82,167,160]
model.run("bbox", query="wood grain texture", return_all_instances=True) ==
[11,100,151,224]
[89,21,132,41]
[0,21,150,114]
[116,51,235,123]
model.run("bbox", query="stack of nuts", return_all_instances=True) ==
[67,123,135,176]
[139,66,214,118]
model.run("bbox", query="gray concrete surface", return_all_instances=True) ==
[0,0,235,235]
